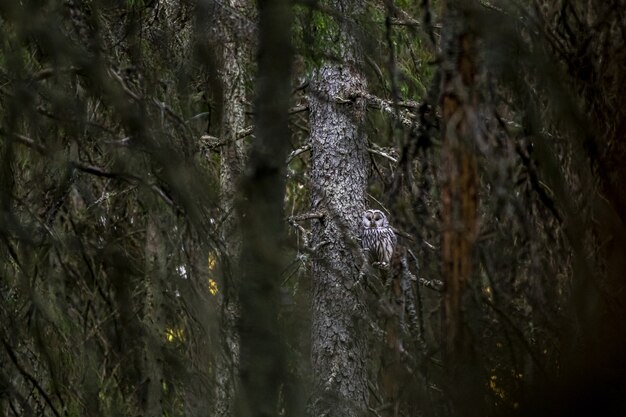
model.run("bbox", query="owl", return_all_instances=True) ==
[362,209,397,267]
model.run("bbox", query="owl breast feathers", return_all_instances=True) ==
[362,209,397,265]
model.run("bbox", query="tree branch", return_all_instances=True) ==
[286,144,311,164]
[1,130,176,209]
[287,211,325,250]
[200,126,254,150]
[2,339,63,417]
[0,129,47,154]
[108,68,141,101]
[417,277,444,291]
[367,146,398,163]
[359,91,419,128]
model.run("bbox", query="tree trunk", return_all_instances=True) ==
[142,217,165,416]
[214,0,253,415]
[309,4,369,415]
[236,0,292,416]
[439,2,481,416]
[378,250,406,417]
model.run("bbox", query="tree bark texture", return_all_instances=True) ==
[215,0,253,414]
[142,217,166,416]
[439,2,481,415]
[309,4,369,415]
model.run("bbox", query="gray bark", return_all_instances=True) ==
[215,0,253,414]
[308,6,369,416]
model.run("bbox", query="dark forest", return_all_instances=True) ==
[0,1,624,416]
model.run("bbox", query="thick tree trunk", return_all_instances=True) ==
[308,5,369,415]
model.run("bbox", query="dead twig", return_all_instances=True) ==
[367,146,398,163]
[417,277,444,291]
[200,126,254,150]
[286,144,311,164]
[287,211,325,250]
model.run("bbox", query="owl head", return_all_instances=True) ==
[362,209,389,229]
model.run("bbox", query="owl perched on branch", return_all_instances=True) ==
[362,209,397,268]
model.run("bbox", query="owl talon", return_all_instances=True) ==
[372,261,389,270]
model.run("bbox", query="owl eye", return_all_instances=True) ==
[374,214,382,220]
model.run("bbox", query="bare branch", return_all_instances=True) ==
[286,144,311,164]
[289,104,309,114]
[366,193,392,215]
[417,277,444,291]
[71,162,176,208]
[32,66,80,81]
[287,211,325,250]
[103,136,132,146]
[108,68,141,101]
[288,211,325,222]
[367,147,398,163]
[0,129,47,154]
[200,126,254,150]
[358,91,419,127]
[2,130,176,209]
[391,226,437,251]
[309,240,330,252]
[152,98,189,129]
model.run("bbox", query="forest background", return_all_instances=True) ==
[0,1,625,417]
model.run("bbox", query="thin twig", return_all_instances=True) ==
[390,226,437,250]
[287,211,325,250]
[3,130,176,209]
[32,66,80,81]
[108,68,141,101]
[103,136,132,146]
[417,277,444,291]
[359,91,419,127]
[200,126,254,150]
[367,147,398,163]
[367,193,392,215]
[286,144,311,164]
[289,104,309,114]
[0,129,47,154]
[288,211,325,222]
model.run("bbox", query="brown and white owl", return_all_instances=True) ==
[362,209,397,267]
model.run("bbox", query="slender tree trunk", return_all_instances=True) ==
[214,1,253,415]
[309,3,369,416]
[439,2,482,415]
[236,0,292,416]
[378,250,406,417]
[142,217,165,416]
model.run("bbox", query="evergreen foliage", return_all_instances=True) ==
[0,1,624,416]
